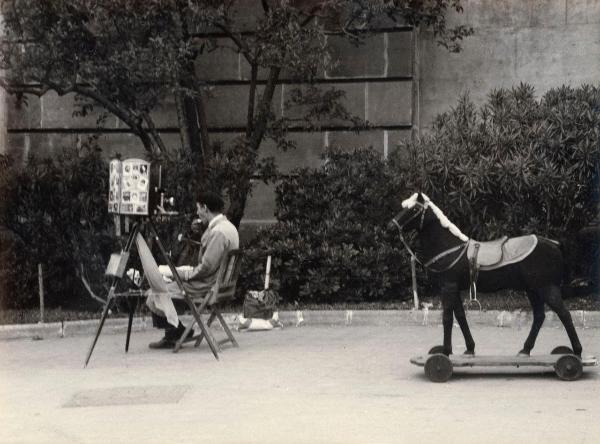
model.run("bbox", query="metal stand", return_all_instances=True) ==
[84,217,220,367]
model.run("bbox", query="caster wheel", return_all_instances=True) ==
[429,345,445,354]
[551,346,574,355]
[424,354,453,383]
[554,355,583,381]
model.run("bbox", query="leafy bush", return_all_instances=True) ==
[388,83,600,278]
[3,141,117,309]
[241,147,410,304]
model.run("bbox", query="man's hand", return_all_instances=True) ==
[177,265,194,281]
[191,218,207,234]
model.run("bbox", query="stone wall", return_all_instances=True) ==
[3,0,600,225]
[419,0,600,126]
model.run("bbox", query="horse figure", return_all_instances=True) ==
[389,192,582,357]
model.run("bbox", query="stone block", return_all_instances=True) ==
[282,83,365,126]
[244,180,276,220]
[326,34,386,78]
[528,0,568,27]
[208,130,324,174]
[515,25,600,84]
[229,0,264,31]
[465,0,564,28]
[6,94,41,129]
[40,92,117,129]
[205,84,283,127]
[195,42,240,81]
[327,130,385,155]
[420,28,517,82]
[367,81,412,126]
[5,133,29,164]
[386,32,413,77]
[148,95,178,128]
[259,132,325,173]
[567,0,600,24]
[94,132,151,159]
[239,61,274,82]
[385,130,412,158]
[150,84,284,129]
[419,77,492,128]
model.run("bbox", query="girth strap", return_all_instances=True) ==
[424,242,469,273]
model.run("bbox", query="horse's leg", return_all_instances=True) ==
[441,281,458,356]
[518,291,545,356]
[542,285,583,356]
[453,296,475,355]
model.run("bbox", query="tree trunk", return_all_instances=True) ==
[227,190,249,229]
[227,67,282,228]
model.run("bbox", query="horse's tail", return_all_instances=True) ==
[546,236,576,298]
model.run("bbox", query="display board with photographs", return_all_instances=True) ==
[108,158,151,215]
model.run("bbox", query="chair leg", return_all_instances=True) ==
[177,303,220,360]
[215,311,238,348]
[195,312,217,348]
[125,304,135,352]
[173,321,195,353]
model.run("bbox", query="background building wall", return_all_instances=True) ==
[3,0,600,225]
[419,0,600,126]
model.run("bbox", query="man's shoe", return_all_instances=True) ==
[148,337,176,349]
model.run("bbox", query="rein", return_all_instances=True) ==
[391,205,469,274]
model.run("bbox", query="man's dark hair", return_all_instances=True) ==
[197,191,225,212]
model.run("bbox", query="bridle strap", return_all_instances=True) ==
[392,207,469,273]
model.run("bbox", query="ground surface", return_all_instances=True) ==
[0,324,599,444]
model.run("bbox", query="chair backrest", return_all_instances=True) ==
[208,249,242,305]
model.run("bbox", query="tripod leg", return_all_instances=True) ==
[84,298,113,367]
[85,223,140,367]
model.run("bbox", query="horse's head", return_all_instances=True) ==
[388,193,470,244]
[387,192,430,233]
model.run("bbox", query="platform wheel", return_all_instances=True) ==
[551,346,574,355]
[428,345,445,355]
[424,354,453,383]
[554,355,583,381]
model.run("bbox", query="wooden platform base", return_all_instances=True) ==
[410,353,597,382]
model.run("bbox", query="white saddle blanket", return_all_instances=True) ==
[468,234,538,270]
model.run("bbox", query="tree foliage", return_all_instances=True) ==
[1,0,472,227]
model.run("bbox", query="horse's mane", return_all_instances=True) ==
[401,193,469,242]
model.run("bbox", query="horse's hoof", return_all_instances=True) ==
[517,350,530,357]
[463,349,475,356]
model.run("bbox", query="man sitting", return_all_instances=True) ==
[147,191,239,349]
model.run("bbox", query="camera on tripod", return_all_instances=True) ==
[108,158,177,218]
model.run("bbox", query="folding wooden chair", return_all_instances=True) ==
[173,249,243,353]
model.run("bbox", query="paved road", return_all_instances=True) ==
[0,324,599,444]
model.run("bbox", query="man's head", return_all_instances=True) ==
[196,191,225,220]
